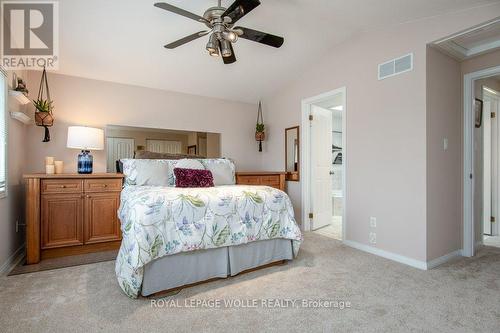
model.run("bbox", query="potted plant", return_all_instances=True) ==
[255,123,265,141]
[33,67,55,142]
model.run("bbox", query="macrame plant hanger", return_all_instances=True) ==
[34,67,54,142]
[256,101,265,152]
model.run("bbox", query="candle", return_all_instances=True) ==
[46,164,55,174]
[54,161,64,174]
[45,156,54,165]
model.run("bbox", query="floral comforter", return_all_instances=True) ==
[115,185,302,298]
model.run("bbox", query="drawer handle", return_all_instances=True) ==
[60,185,66,188]
[103,184,108,187]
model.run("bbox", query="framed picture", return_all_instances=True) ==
[475,98,483,128]
[187,145,197,155]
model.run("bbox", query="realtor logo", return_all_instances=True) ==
[1,1,59,69]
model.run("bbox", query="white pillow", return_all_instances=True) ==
[174,158,205,170]
[204,161,235,185]
[122,159,170,186]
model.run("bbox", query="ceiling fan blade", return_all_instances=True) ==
[164,31,209,49]
[235,27,284,48]
[154,2,208,24]
[220,43,237,64]
[222,0,260,24]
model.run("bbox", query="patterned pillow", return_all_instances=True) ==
[174,168,214,188]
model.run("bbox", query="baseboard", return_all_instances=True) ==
[0,243,25,276]
[343,240,427,270]
[426,250,462,269]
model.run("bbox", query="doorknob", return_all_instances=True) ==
[329,171,335,175]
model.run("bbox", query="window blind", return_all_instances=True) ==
[0,69,7,196]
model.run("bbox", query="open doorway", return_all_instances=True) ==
[301,88,346,241]
[480,79,500,248]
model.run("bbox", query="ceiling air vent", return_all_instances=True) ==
[378,53,413,80]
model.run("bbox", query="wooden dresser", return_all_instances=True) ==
[235,172,286,191]
[23,173,124,264]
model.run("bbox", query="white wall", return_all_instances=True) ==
[260,4,500,262]
[0,70,29,270]
[25,72,262,174]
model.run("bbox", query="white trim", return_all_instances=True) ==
[344,240,427,270]
[463,65,500,257]
[426,250,462,270]
[0,243,25,276]
[301,87,347,239]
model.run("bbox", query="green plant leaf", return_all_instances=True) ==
[181,195,205,207]
[268,222,280,238]
[150,235,163,258]
[214,225,230,246]
[244,191,263,204]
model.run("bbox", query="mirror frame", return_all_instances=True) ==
[285,126,300,181]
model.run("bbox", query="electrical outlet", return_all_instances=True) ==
[370,217,377,228]
[443,138,448,151]
[369,232,377,244]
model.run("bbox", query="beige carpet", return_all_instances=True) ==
[1,232,500,332]
[9,250,118,276]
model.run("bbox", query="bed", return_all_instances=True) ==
[115,157,302,298]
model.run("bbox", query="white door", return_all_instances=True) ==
[311,105,333,230]
[484,100,492,235]
[146,139,182,154]
[106,138,134,172]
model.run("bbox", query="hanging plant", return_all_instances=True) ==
[33,67,54,142]
[255,101,265,152]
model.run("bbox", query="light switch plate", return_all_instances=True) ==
[443,138,448,151]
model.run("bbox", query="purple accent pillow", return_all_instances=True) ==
[174,168,214,188]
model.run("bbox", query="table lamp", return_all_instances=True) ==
[67,126,104,174]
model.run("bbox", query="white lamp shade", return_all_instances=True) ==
[67,126,104,150]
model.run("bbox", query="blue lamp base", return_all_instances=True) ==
[77,150,93,174]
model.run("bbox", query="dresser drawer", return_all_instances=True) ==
[42,179,83,194]
[237,176,261,185]
[84,178,122,192]
[260,175,280,184]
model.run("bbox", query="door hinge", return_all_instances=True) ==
[470,173,473,179]
[492,112,496,119]
[492,216,496,223]
[309,115,313,121]
[309,213,313,219]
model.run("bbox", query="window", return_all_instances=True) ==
[0,69,7,197]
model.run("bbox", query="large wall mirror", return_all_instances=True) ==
[285,126,300,181]
[105,125,221,172]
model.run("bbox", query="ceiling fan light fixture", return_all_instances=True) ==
[206,33,218,53]
[222,30,238,42]
[209,46,220,57]
[220,39,232,57]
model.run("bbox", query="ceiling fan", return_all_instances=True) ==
[154,0,284,64]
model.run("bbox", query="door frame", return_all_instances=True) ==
[463,65,500,257]
[301,87,347,237]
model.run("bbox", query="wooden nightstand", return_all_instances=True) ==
[23,173,124,264]
[235,172,286,191]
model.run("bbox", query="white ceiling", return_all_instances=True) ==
[57,0,500,103]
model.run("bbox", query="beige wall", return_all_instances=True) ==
[260,4,500,262]
[24,72,262,174]
[425,47,462,261]
[0,70,29,269]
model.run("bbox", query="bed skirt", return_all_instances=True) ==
[141,238,294,296]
